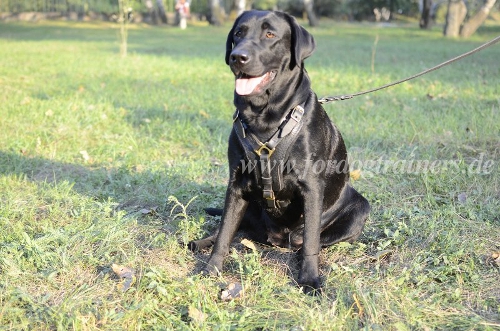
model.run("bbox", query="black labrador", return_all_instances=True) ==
[189,10,370,293]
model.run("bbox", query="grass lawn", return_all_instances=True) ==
[0,17,499,330]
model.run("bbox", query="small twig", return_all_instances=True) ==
[371,34,379,74]
[118,0,130,57]
[352,293,364,318]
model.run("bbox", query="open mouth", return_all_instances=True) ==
[235,71,277,96]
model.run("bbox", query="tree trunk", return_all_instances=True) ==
[304,0,318,27]
[235,0,246,16]
[460,0,497,38]
[420,0,433,28]
[208,0,225,25]
[443,0,467,37]
[156,0,168,24]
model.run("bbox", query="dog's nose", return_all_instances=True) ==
[230,52,249,65]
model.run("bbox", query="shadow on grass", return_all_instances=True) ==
[0,149,225,213]
[0,150,348,287]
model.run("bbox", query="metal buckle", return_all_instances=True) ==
[263,190,276,208]
[290,105,304,122]
[255,143,275,157]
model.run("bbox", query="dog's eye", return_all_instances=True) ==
[265,32,275,39]
[235,30,243,38]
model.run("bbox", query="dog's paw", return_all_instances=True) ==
[200,263,221,277]
[298,254,321,294]
[301,282,322,296]
[298,276,322,295]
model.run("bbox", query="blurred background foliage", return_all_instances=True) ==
[0,0,498,36]
[0,0,423,20]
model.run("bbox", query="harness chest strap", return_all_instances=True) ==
[233,105,305,208]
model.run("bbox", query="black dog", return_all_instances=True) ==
[189,10,370,293]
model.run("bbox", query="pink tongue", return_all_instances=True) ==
[235,73,268,95]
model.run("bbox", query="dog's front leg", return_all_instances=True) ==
[203,185,249,276]
[298,184,323,294]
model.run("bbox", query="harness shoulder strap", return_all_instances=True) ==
[232,104,306,208]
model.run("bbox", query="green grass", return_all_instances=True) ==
[0,19,499,330]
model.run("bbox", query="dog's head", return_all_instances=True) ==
[225,10,315,97]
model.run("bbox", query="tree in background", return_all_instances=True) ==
[420,0,433,28]
[208,0,225,25]
[304,0,319,26]
[156,0,168,23]
[444,0,498,37]
[460,0,497,37]
[0,0,496,35]
[118,0,131,57]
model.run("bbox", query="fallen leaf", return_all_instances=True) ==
[350,169,362,181]
[188,306,207,323]
[220,282,243,301]
[241,238,259,252]
[352,293,364,317]
[492,252,500,267]
[211,158,222,166]
[111,263,136,292]
[199,110,210,118]
[112,263,134,277]
[371,249,392,261]
[139,206,158,215]
[80,150,90,162]
[20,96,31,105]
[457,192,467,204]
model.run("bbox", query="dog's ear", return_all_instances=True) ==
[225,13,245,65]
[284,13,316,69]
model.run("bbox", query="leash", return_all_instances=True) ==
[318,35,500,104]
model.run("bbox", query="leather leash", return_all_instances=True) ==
[318,35,500,104]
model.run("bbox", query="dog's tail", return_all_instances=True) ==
[204,208,223,216]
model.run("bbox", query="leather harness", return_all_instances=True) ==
[233,103,305,208]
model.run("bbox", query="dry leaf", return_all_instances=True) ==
[457,192,467,204]
[352,293,364,317]
[139,207,157,215]
[199,110,210,118]
[241,238,259,252]
[111,263,136,292]
[220,282,243,301]
[492,252,500,267]
[371,249,392,261]
[80,150,90,162]
[188,306,207,323]
[350,169,362,181]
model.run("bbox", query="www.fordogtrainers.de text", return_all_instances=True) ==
[240,153,495,178]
